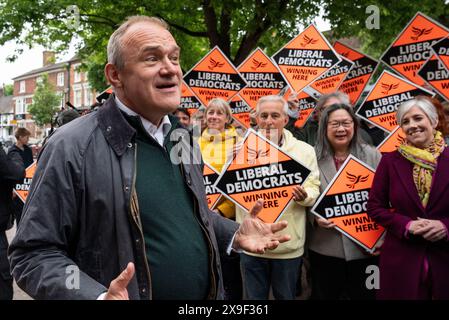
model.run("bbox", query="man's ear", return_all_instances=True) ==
[104,63,122,88]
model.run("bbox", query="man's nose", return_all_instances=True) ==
[160,57,178,75]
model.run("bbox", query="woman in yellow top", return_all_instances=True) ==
[197,97,243,300]
[198,98,242,219]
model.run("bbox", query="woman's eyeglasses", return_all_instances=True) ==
[327,120,354,128]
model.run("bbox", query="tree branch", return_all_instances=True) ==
[156,14,208,37]
[79,13,118,27]
[234,0,289,65]
[202,0,220,46]
[218,4,231,56]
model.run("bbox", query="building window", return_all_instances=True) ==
[84,87,92,106]
[20,81,26,93]
[16,98,26,114]
[74,68,81,83]
[73,89,82,108]
[57,72,64,87]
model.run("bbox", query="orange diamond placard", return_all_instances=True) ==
[229,94,251,129]
[311,155,385,252]
[292,91,317,129]
[377,126,407,154]
[180,81,203,116]
[203,162,222,210]
[14,161,37,204]
[272,24,341,93]
[214,129,311,223]
[309,55,354,95]
[356,70,434,133]
[334,41,379,105]
[183,46,247,106]
[418,54,449,102]
[238,47,288,109]
[432,35,449,71]
[381,12,449,86]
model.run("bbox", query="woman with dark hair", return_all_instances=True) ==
[308,103,382,300]
[367,97,449,299]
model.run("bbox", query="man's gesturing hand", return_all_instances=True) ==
[104,262,135,300]
[233,200,291,254]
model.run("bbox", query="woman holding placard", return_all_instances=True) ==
[309,103,381,300]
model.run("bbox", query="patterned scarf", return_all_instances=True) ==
[398,131,446,207]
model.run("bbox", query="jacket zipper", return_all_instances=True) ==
[129,143,153,299]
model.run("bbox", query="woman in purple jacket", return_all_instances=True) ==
[367,96,449,299]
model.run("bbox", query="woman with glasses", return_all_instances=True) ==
[308,103,382,300]
[367,97,449,299]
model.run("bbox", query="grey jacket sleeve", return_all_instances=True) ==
[8,137,107,300]
[209,210,239,256]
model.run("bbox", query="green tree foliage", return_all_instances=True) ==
[3,84,13,96]
[27,74,61,126]
[0,0,321,91]
[322,0,449,58]
[2,1,447,93]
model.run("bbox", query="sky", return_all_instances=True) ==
[0,42,77,86]
[0,15,330,86]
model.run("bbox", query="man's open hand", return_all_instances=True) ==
[233,200,291,254]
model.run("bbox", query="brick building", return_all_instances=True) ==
[0,87,14,141]
[11,51,96,139]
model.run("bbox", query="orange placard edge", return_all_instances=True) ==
[431,35,449,72]
[237,47,286,78]
[376,126,402,152]
[203,160,223,210]
[417,55,449,102]
[13,161,37,203]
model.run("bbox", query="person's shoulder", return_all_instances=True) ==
[43,111,99,155]
[284,129,315,152]
[7,144,18,154]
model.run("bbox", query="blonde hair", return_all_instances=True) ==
[107,16,169,70]
[206,98,233,126]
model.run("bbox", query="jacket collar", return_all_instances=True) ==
[97,95,137,157]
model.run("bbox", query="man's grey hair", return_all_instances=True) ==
[396,96,438,127]
[107,16,169,70]
[316,91,351,111]
[255,95,289,116]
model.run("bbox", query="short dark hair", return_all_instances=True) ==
[175,108,190,119]
[57,109,80,126]
[15,127,31,140]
